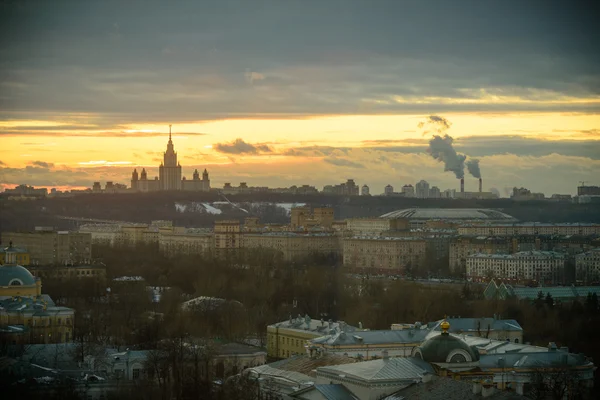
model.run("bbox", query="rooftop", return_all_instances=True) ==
[269,316,358,335]
[0,295,72,315]
[380,208,517,221]
[311,329,430,347]
[393,375,525,399]
[317,357,433,383]
[428,318,523,333]
[468,251,566,259]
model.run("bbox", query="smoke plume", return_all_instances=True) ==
[466,159,481,178]
[418,115,451,136]
[427,135,466,179]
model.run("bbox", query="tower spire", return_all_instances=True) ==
[169,124,172,141]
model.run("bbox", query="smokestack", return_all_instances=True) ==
[461,178,464,193]
[479,178,482,193]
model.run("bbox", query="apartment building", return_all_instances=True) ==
[345,218,410,236]
[214,220,242,256]
[466,251,565,284]
[242,232,341,261]
[458,223,600,236]
[159,230,213,257]
[575,248,600,283]
[3,228,92,265]
[449,236,511,273]
[342,237,427,272]
[290,206,335,229]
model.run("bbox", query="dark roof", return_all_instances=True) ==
[317,357,433,383]
[0,264,36,286]
[268,354,357,376]
[312,329,429,346]
[429,318,523,333]
[418,333,479,363]
[394,376,525,399]
[292,384,359,400]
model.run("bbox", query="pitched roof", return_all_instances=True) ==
[317,357,433,383]
[393,376,525,399]
[292,384,359,400]
[312,328,429,346]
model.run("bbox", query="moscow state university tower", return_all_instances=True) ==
[158,125,182,190]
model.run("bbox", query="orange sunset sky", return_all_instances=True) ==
[1,1,599,195]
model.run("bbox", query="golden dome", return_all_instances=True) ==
[440,320,450,334]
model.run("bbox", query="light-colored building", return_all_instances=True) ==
[342,236,427,272]
[291,206,335,229]
[313,356,433,400]
[214,220,242,256]
[28,264,107,281]
[575,247,600,283]
[3,228,92,265]
[0,244,30,266]
[309,329,429,360]
[391,317,523,344]
[267,316,359,359]
[457,223,600,236]
[429,185,441,198]
[401,184,415,197]
[361,184,370,196]
[243,232,341,262]
[129,126,210,192]
[384,184,394,196]
[449,236,512,273]
[158,229,213,257]
[415,180,430,198]
[344,218,409,236]
[466,251,565,284]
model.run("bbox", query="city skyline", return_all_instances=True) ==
[1,1,599,194]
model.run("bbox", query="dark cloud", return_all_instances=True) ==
[31,160,54,168]
[0,1,598,122]
[213,139,272,154]
[323,157,365,169]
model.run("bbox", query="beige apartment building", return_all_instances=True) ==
[159,230,213,257]
[575,248,600,283]
[290,206,335,230]
[345,218,410,236]
[458,223,600,236]
[466,251,565,284]
[449,236,511,273]
[214,220,242,256]
[242,232,341,261]
[3,228,92,265]
[342,237,427,272]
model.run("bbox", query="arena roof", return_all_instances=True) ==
[380,208,517,222]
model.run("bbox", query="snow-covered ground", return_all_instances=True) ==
[174,202,306,216]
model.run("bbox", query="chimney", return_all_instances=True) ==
[479,178,482,193]
[460,178,464,193]
[481,384,496,398]
[472,381,482,394]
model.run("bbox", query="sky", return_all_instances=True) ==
[1,0,599,196]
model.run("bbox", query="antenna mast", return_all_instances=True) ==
[169,124,172,140]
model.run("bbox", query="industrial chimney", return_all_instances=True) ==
[479,178,482,193]
[460,178,464,193]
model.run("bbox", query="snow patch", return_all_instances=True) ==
[202,203,223,215]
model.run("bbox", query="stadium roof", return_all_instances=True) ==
[380,208,517,222]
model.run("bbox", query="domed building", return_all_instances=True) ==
[0,244,74,345]
[380,208,517,229]
[412,321,480,372]
[0,243,41,298]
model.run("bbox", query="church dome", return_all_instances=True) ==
[414,322,479,364]
[0,264,37,287]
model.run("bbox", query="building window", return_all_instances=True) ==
[133,369,140,379]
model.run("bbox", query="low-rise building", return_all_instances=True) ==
[484,279,600,301]
[466,251,565,284]
[267,316,359,359]
[309,329,429,360]
[575,247,600,283]
[0,244,30,266]
[28,264,107,281]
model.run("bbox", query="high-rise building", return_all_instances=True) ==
[361,184,370,196]
[129,126,210,192]
[415,180,430,198]
[401,184,415,197]
[429,186,441,198]
[384,184,394,196]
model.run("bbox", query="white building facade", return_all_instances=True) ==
[466,251,565,284]
[575,248,600,283]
